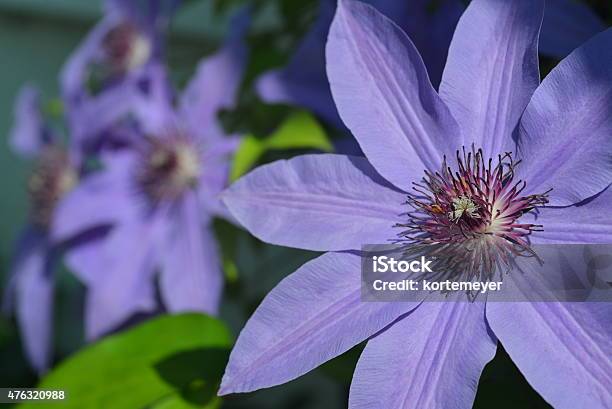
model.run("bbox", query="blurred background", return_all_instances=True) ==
[0,0,609,408]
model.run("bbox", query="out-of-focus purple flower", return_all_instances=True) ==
[53,13,249,340]
[60,0,181,151]
[4,86,79,373]
[220,1,612,407]
[257,0,606,129]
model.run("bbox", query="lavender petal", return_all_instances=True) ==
[350,302,497,409]
[219,252,419,394]
[326,0,461,191]
[222,154,407,252]
[439,0,543,157]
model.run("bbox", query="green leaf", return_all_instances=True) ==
[21,314,232,409]
[153,348,231,408]
[264,110,332,151]
[230,110,332,181]
[230,135,266,182]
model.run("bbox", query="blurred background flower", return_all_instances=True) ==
[0,0,610,408]
[3,85,78,374]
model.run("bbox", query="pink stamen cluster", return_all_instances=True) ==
[28,147,77,228]
[396,147,550,280]
[137,134,202,202]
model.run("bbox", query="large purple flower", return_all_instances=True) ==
[4,86,79,373]
[61,0,180,151]
[53,14,249,340]
[257,0,605,129]
[220,0,612,407]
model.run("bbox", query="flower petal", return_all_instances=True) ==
[13,233,54,373]
[10,85,49,158]
[127,63,177,135]
[369,0,463,88]
[439,0,543,156]
[60,15,117,106]
[159,192,222,314]
[516,28,612,206]
[487,300,612,408]
[82,210,168,339]
[349,302,497,409]
[51,152,138,243]
[539,0,605,59]
[326,0,460,190]
[529,187,612,244]
[69,80,151,152]
[222,154,407,252]
[196,137,238,220]
[178,9,249,142]
[219,252,419,394]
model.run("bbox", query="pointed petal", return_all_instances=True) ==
[83,211,168,339]
[517,28,612,206]
[9,85,49,158]
[178,9,249,142]
[219,252,419,394]
[487,300,612,408]
[439,0,543,156]
[326,0,460,190]
[369,0,463,88]
[60,15,119,105]
[127,63,177,135]
[69,79,153,151]
[539,0,605,59]
[13,235,54,373]
[529,187,612,244]
[159,192,222,314]
[63,233,110,284]
[222,154,407,252]
[349,302,497,409]
[196,137,238,220]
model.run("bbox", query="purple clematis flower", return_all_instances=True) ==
[220,1,612,407]
[52,14,249,340]
[4,86,79,373]
[61,0,180,151]
[257,0,606,129]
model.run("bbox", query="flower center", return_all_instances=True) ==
[137,136,201,202]
[28,147,78,228]
[102,22,152,74]
[449,196,480,222]
[396,147,550,281]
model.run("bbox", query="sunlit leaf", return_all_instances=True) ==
[230,110,332,181]
[230,135,265,182]
[21,314,232,409]
[264,110,332,150]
